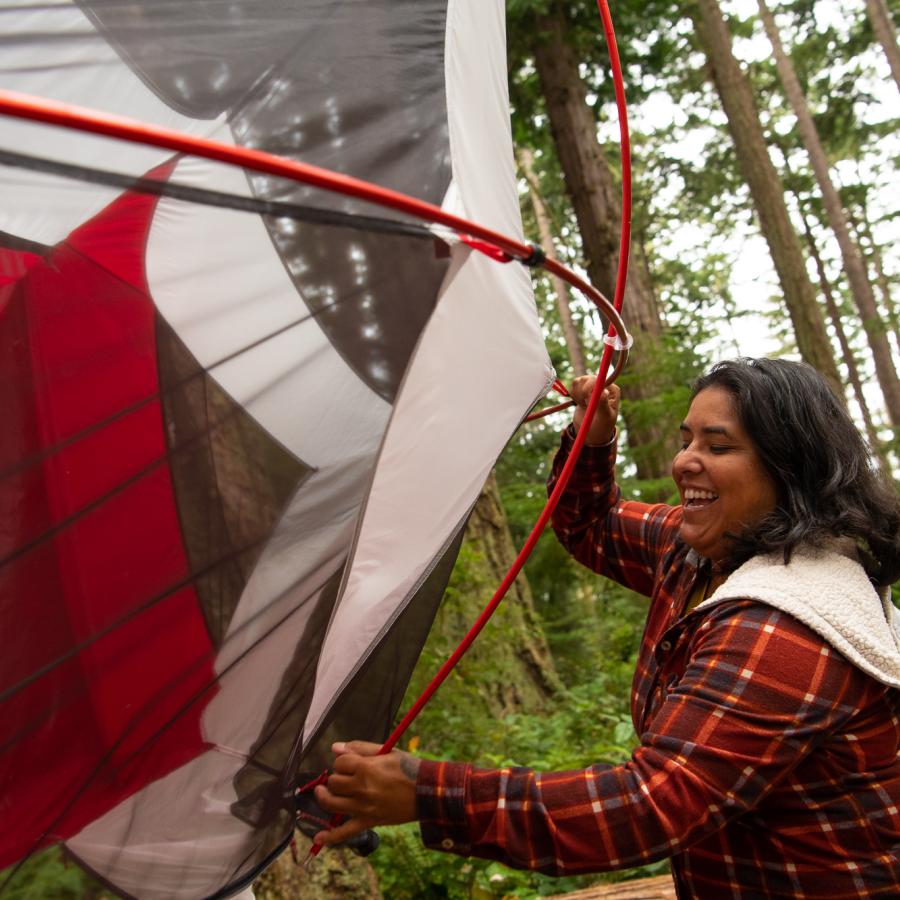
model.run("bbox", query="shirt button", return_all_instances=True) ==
[659,640,672,652]
[441,838,454,850]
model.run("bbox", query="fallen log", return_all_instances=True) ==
[547,873,677,900]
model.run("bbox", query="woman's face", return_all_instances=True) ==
[671,386,777,562]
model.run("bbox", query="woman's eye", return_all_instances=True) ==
[709,445,729,454]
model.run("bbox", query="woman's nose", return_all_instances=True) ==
[673,447,702,476]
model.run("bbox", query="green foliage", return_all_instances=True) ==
[372,822,654,900]
[373,821,670,900]
[0,849,107,900]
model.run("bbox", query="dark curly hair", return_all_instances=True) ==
[692,358,900,587]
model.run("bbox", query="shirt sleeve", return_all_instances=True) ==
[415,601,871,875]
[547,425,682,597]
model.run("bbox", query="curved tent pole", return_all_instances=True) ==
[0,90,627,381]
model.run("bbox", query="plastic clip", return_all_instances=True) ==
[519,242,546,268]
[602,331,633,352]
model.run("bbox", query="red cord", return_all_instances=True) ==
[524,398,575,422]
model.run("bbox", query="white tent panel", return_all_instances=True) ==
[303,248,552,740]
[68,749,261,900]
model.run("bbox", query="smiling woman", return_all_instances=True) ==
[314,358,900,898]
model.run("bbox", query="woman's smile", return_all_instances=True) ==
[682,488,719,508]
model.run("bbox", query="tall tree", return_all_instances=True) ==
[864,0,900,93]
[756,0,900,426]
[518,147,588,375]
[795,197,883,456]
[525,0,681,483]
[690,0,842,392]
[463,472,562,709]
[846,183,900,356]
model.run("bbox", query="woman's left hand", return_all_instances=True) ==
[313,741,420,846]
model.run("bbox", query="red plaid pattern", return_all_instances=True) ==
[416,427,900,896]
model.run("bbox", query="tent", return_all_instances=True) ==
[0,1,553,896]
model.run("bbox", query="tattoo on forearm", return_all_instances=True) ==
[398,752,420,783]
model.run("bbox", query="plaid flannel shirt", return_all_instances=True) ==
[416,426,900,897]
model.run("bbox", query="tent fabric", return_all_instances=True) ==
[0,1,553,896]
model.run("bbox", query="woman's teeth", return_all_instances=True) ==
[684,489,718,506]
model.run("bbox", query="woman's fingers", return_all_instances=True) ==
[312,741,419,841]
[314,816,370,847]
[314,783,368,816]
[569,377,620,446]
[333,739,382,758]
[331,753,361,776]
[570,375,597,407]
[322,772,356,795]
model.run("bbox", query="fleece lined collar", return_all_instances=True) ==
[697,546,900,688]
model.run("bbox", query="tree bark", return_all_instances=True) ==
[848,193,900,356]
[401,469,560,737]
[757,0,900,426]
[519,147,588,375]
[547,872,677,899]
[450,471,561,713]
[796,200,885,458]
[691,0,842,394]
[531,2,680,483]
[865,0,900,93]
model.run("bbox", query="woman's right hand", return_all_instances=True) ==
[570,376,620,446]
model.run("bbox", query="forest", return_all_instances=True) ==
[6,0,898,897]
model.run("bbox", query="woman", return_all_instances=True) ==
[314,358,900,897]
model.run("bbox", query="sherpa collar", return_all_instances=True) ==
[697,546,900,688]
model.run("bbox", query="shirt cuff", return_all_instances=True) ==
[560,423,618,460]
[416,759,473,855]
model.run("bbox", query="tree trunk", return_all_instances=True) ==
[691,0,842,394]
[450,471,561,714]
[757,0,900,426]
[519,147,588,375]
[796,200,885,458]
[848,192,900,356]
[865,0,900,93]
[531,2,680,483]
[547,872,677,899]
[400,469,560,749]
